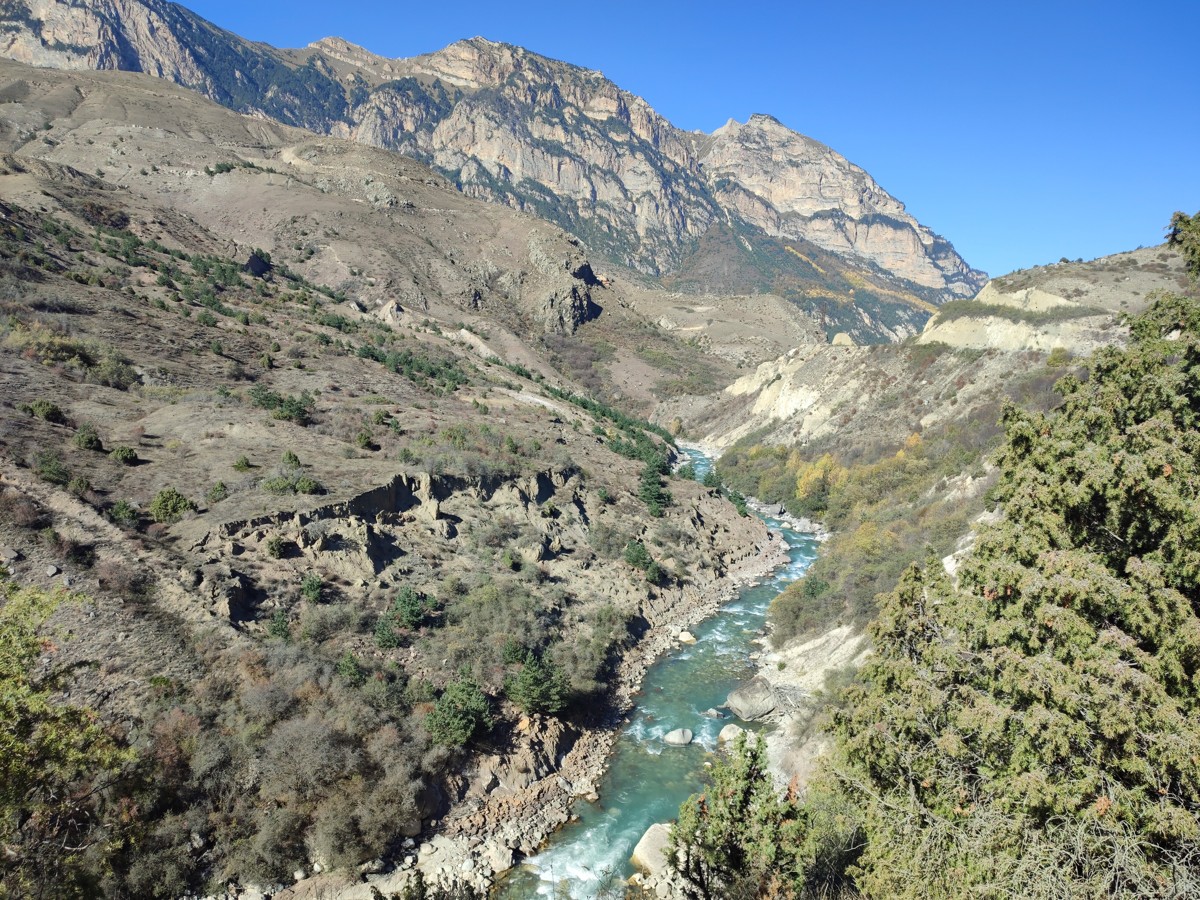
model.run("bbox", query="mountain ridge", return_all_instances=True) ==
[0,0,986,343]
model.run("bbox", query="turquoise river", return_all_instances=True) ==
[497,447,819,897]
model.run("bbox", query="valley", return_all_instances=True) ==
[0,4,1197,899]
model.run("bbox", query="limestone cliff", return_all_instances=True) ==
[0,0,987,342]
[696,114,982,297]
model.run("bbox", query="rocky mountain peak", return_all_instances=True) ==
[0,0,989,341]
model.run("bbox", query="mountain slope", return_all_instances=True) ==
[0,57,788,894]
[0,0,987,342]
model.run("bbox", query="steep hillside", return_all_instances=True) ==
[0,0,987,342]
[0,57,831,410]
[683,243,1195,681]
[0,60,788,895]
[677,245,1192,458]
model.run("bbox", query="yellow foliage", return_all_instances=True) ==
[793,453,848,505]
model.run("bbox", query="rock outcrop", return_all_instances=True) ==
[699,114,984,297]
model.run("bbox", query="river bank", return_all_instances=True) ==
[495,447,821,898]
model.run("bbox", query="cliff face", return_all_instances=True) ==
[0,1,988,342]
[697,114,982,296]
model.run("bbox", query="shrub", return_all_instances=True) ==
[374,616,401,649]
[72,423,102,451]
[0,584,135,896]
[109,446,138,465]
[32,450,69,485]
[108,500,138,528]
[148,488,193,523]
[28,399,65,423]
[392,586,427,629]
[248,385,315,425]
[233,455,252,472]
[88,353,138,390]
[504,652,569,715]
[266,609,290,640]
[294,476,323,495]
[206,482,228,503]
[425,676,492,747]
[260,472,324,496]
[335,652,366,687]
[300,573,322,603]
[260,476,295,495]
[624,539,652,570]
[265,535,287,558]
[281,451,300,469]
[1046,346,1073,368]
[67,475,90,498]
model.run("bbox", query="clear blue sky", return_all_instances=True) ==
[186,0,1199,277]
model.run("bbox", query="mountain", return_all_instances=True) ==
[0,0,987,342]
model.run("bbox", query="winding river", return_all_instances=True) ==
[497,447,820,898]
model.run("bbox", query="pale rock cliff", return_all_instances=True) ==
[697,114,983,296]
[1,0,206,81]
[917,245,1189,353]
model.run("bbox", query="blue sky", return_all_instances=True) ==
[186,0,1199,277]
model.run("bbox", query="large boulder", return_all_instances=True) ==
[663,728,693,746]
[631,822,673,876]
[726,676,778,721]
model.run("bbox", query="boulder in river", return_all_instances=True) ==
[726,676,778,721]
[718,723,745,744]
[677,630,696,644]
[631,822,673,876]
[663,728,693,746]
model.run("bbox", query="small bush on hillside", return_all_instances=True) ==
[32,450,69,485]
[109,446,138,465]
[504,652,569,716]
[425,676,492,747]
[108,500,138,528]
[28,399,65,423]
[623,539,652,570]
[266,609,290,640]
[149,488,193,523]
[300,573,322,603]
[72,423,103,451]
